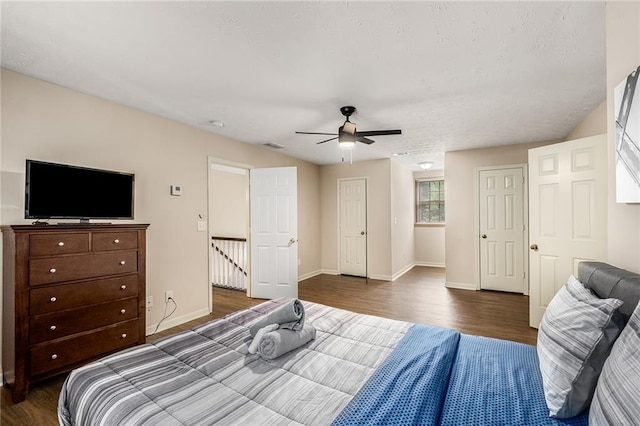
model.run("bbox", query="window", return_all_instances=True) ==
[416,179,445,223]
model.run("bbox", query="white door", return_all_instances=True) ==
[529,135,607,328]
[339,178,367,277]
[250,167,298,299]
[479,167,527,293]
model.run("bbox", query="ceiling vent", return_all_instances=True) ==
[263,142,285,149]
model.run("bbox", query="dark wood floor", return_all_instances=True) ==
[1,267,536,425]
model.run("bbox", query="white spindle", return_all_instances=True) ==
[211,238,247,291]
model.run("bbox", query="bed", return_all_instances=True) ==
[58,262,640,425]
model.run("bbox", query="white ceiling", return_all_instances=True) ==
[1,1,606,171]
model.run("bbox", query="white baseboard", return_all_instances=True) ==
[414,261,446,268]
[368,273,392,281]
[146,307,210,336]
[320,269,339,275]
[298,270,322,281]
[445,281,477,291]
[391,263,415,281]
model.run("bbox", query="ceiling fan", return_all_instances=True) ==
[296,106,402,147]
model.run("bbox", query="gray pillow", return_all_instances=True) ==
[537,275,624,418]
[590,301,640,425]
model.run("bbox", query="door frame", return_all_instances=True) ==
[206,156,252,314]
[474,163,529,294]
[337,177,369,277]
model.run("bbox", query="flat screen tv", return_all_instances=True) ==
[25,160,135,222]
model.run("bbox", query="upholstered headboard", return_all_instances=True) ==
[578,261,640,322]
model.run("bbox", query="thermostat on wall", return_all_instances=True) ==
[170,185,183,196]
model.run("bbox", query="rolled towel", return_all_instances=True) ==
[248,323,279,354]
[249,299,305,337]
[258,324,317,360]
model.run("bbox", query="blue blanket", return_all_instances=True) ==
[440,335,588,426]
[332,325,460,426]
[333,325,589,426]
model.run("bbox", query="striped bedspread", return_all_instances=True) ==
[58,299,411,425]
[59,299,591,425]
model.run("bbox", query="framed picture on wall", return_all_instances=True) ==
[614,65,640,203]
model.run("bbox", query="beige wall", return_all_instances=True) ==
[208,167,248,239]
[390,159,415,278]
[414,170,446,267]
[0,70,321,336]
[605,2,640,272]
[565,100,607,141]
[444,141,554,288]
[319,159,392,279]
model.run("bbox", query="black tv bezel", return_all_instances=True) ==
[24,159,135,221]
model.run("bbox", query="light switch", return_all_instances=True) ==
[197,220,207,232]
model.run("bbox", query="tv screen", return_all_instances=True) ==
[25,160,135,221]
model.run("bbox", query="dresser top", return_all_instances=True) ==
[2,223,150,232]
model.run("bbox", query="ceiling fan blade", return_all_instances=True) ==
[316,137,339,144]
[355,129,402,137]
[357,136,375,145]
[296,131,338,136]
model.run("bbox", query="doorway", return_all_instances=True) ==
[207,158,251,313]
[338,178,368,277]
[207,159,300,311]
[477,165,528,294]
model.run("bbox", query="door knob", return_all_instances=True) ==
[360,231,366,235]
[481,234,487,239]
[530,244,538,251]
[288,238,298,247]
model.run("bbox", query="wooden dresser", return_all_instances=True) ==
[2,223,149,403]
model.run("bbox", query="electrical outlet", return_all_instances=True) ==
[165,290,173,303]
[146,296,153,309]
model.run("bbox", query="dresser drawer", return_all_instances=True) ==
[92,231,138,252]
[30,275,138,315]
[29,251,138,286]
[29,233,89,257]
[30,298,138,344]
[30,320,139,377]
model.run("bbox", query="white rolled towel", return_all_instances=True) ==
[258,325,316,360]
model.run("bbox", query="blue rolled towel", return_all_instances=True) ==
[249,299,305,337]
[258,324,316,360]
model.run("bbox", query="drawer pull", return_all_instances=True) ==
[51,354,58,360]
[121,333,127,339]
[49,268,57,274]
[119,260,126,265]
[50,325,57,331]
[57,241,65,247]
[114,239,120,244]
[120,309,126,314]
[120,284,127,290]
[50,296,57,303]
